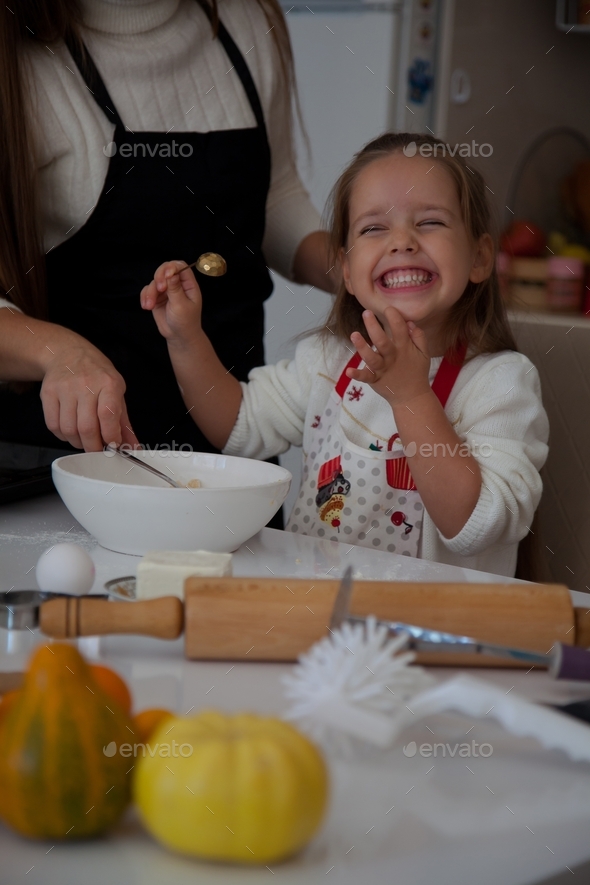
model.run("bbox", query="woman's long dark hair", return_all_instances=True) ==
[0,0,296,318]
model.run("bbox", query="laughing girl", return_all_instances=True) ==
[141,132,549,577]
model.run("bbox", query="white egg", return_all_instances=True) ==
[36,543,95,595]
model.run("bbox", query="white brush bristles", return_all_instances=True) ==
[283,617,435,751]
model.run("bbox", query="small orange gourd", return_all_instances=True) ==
[132,708,173,743]
[90,664,133,715]
[0,643,134,839]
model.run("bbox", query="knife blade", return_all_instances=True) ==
[346,616,551,666]
[326,572,590,681]
[329,566,354,632]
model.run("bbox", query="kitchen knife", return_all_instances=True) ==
[329,566,354,632]
[328,575,590,680]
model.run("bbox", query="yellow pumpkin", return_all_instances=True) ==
[0,643,133,839]
[134,710,328,864]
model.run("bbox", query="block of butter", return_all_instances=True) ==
[136,550,233,600]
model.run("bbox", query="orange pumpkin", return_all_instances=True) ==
[132,708,174,744]
[0,643,133,839]
[0,691,20,730]
[90,664,132,715]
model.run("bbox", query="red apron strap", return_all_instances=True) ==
[431,342,467,407]
[335,352,362,399]
[335,342,466,405]
[385,344,466,493]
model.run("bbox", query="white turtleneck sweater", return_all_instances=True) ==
[1,0,320,310]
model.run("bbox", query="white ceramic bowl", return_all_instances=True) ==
[52,451,291,556]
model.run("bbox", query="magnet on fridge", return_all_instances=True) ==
[450,68,471,104]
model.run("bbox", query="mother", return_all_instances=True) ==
[0,0,330,453]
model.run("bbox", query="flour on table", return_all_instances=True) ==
[0,529,96,551]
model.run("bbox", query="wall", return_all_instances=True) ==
[444,0,590,221]
[445,0,590,589]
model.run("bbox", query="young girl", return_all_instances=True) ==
[140,132,549,577]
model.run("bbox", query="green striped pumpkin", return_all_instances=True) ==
[0,643,132,839]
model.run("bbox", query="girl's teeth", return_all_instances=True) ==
[382,270,433,288]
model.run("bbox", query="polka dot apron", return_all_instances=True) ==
[286,346,466,554]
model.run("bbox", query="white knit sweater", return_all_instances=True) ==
[0,0,319,310]
[223,334,550,577]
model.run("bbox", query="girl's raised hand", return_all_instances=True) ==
[140,260,203,345]
[347,307,431,408]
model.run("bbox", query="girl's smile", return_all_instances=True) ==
[376,265,438,294]
[341,152,493,352]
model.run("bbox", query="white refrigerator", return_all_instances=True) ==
[266,0,452,515]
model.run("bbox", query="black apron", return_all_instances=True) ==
[0,0,273,454]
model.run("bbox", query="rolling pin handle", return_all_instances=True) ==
[551,643,590,681]
[39,596,184,640]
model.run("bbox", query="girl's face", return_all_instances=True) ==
[341,152,493,351]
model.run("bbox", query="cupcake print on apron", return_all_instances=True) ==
[287,346,466,554]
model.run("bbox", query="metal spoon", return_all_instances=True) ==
[104,444,182,489]
[187,252,227,277]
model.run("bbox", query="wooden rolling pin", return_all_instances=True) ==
[40,596,184,640]
[183,577,589,666]
[39,578,590,667]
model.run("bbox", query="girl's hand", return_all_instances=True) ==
[140,260,203,346]
[41,342,139,452]
[347,307,431,408]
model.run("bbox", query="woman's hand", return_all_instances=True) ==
[347,307,431,408]
[41,342,138,452]
[140,261,203,346]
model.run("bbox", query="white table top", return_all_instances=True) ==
[2,494,590,885]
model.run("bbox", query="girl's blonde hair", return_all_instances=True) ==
[324,132,516,359]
